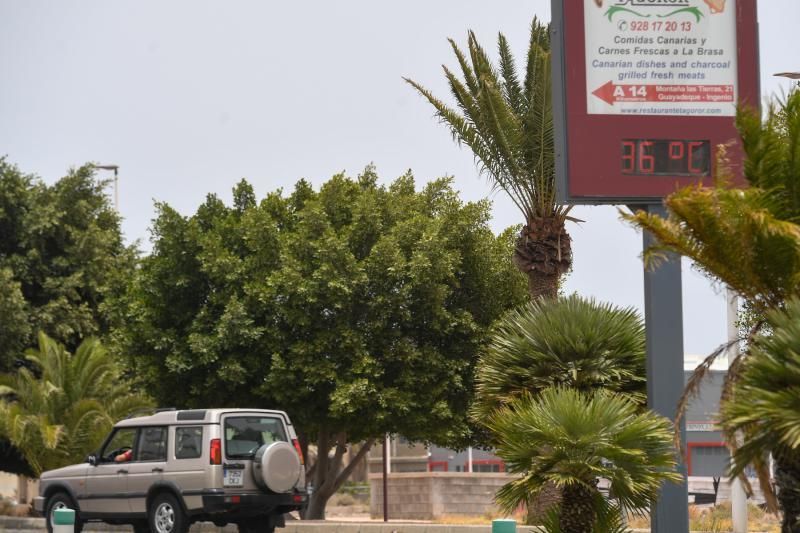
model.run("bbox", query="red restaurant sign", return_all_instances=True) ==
[552,0,759,204]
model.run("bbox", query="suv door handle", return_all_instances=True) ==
[152,467,164,473]
[117,469,128,474]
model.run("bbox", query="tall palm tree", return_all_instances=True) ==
[405,18,572,299]
[487,387,681,533]
[722,299,800,531]
[0,333,152,476]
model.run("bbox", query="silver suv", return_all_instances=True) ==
[34,408,307,533]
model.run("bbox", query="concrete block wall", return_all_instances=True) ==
[369,473,514,520]
[370,473,434,519]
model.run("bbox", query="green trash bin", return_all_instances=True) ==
[492,518,516,533]
[53,507,75,533]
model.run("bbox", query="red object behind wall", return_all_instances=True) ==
[686,441,727,476]
[428,460,449,472]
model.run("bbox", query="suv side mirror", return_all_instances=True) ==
[87,454,97,466]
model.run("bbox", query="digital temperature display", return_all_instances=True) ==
[621,139,711,177]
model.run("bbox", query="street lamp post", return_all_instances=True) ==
[774,71,800,87]
[93,164,119,211]
[727,288,747,533]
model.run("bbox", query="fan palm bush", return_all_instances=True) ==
[473,294,646,422]
[722,299,800,531]
[406,18,572,299]
[487,387,681,533]
[0,333,152,476]
[472,295,646,522]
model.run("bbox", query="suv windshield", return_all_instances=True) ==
[224,416,287,459]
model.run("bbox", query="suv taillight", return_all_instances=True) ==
[210,438,221,465]
[292,438,304,465]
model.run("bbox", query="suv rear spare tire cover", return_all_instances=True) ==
[253,441,301,493]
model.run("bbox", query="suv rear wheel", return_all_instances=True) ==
[148,493,188,533]
[45,492,83,533]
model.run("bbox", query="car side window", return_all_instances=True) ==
[100,427,138,462]
[175,427,203,459]
[137,426,168,462]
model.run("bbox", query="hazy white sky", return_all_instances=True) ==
[1,1,797,357]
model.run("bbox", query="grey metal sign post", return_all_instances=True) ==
[642,204,689,532]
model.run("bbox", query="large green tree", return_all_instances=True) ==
[405,19,573,299]
[0,158,136,475]
[0,159,135,371]
[623,90,800,525]
[0,333,152,476]
[117,168,527,518]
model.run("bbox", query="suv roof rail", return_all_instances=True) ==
[123,407,176,419]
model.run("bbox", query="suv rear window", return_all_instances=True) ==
[175,427,203,459]
[224,416,287,459]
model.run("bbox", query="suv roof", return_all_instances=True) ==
[114,408,291,428]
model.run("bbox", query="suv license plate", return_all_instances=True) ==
[223,468,243,488]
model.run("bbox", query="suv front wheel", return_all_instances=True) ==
[148,492,188,533]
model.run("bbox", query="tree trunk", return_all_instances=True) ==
[526,271,559,300]
[775,448,800,533]
[302,432,375,520]
[304,491,328,521]
[513,218,571,300]
[525,482,561,525]
[558,483,596,533]
[17,475,29,505]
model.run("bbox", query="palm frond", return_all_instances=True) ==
[446,38,480,98]
[473,295,646,423]
[0,333,154,475]
[526,46,555,216]
[497,33,523,115]
[673,338,741,451]
[718,300,800,511]
[405,18,566,224]
[737,90,800,216]
[621,186,800,312]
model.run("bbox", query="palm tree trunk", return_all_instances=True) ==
[775,447,800,533]
[512,218,571,300]
[558,482,596,533]
[525,482,561,525]
[526,271,559,300]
